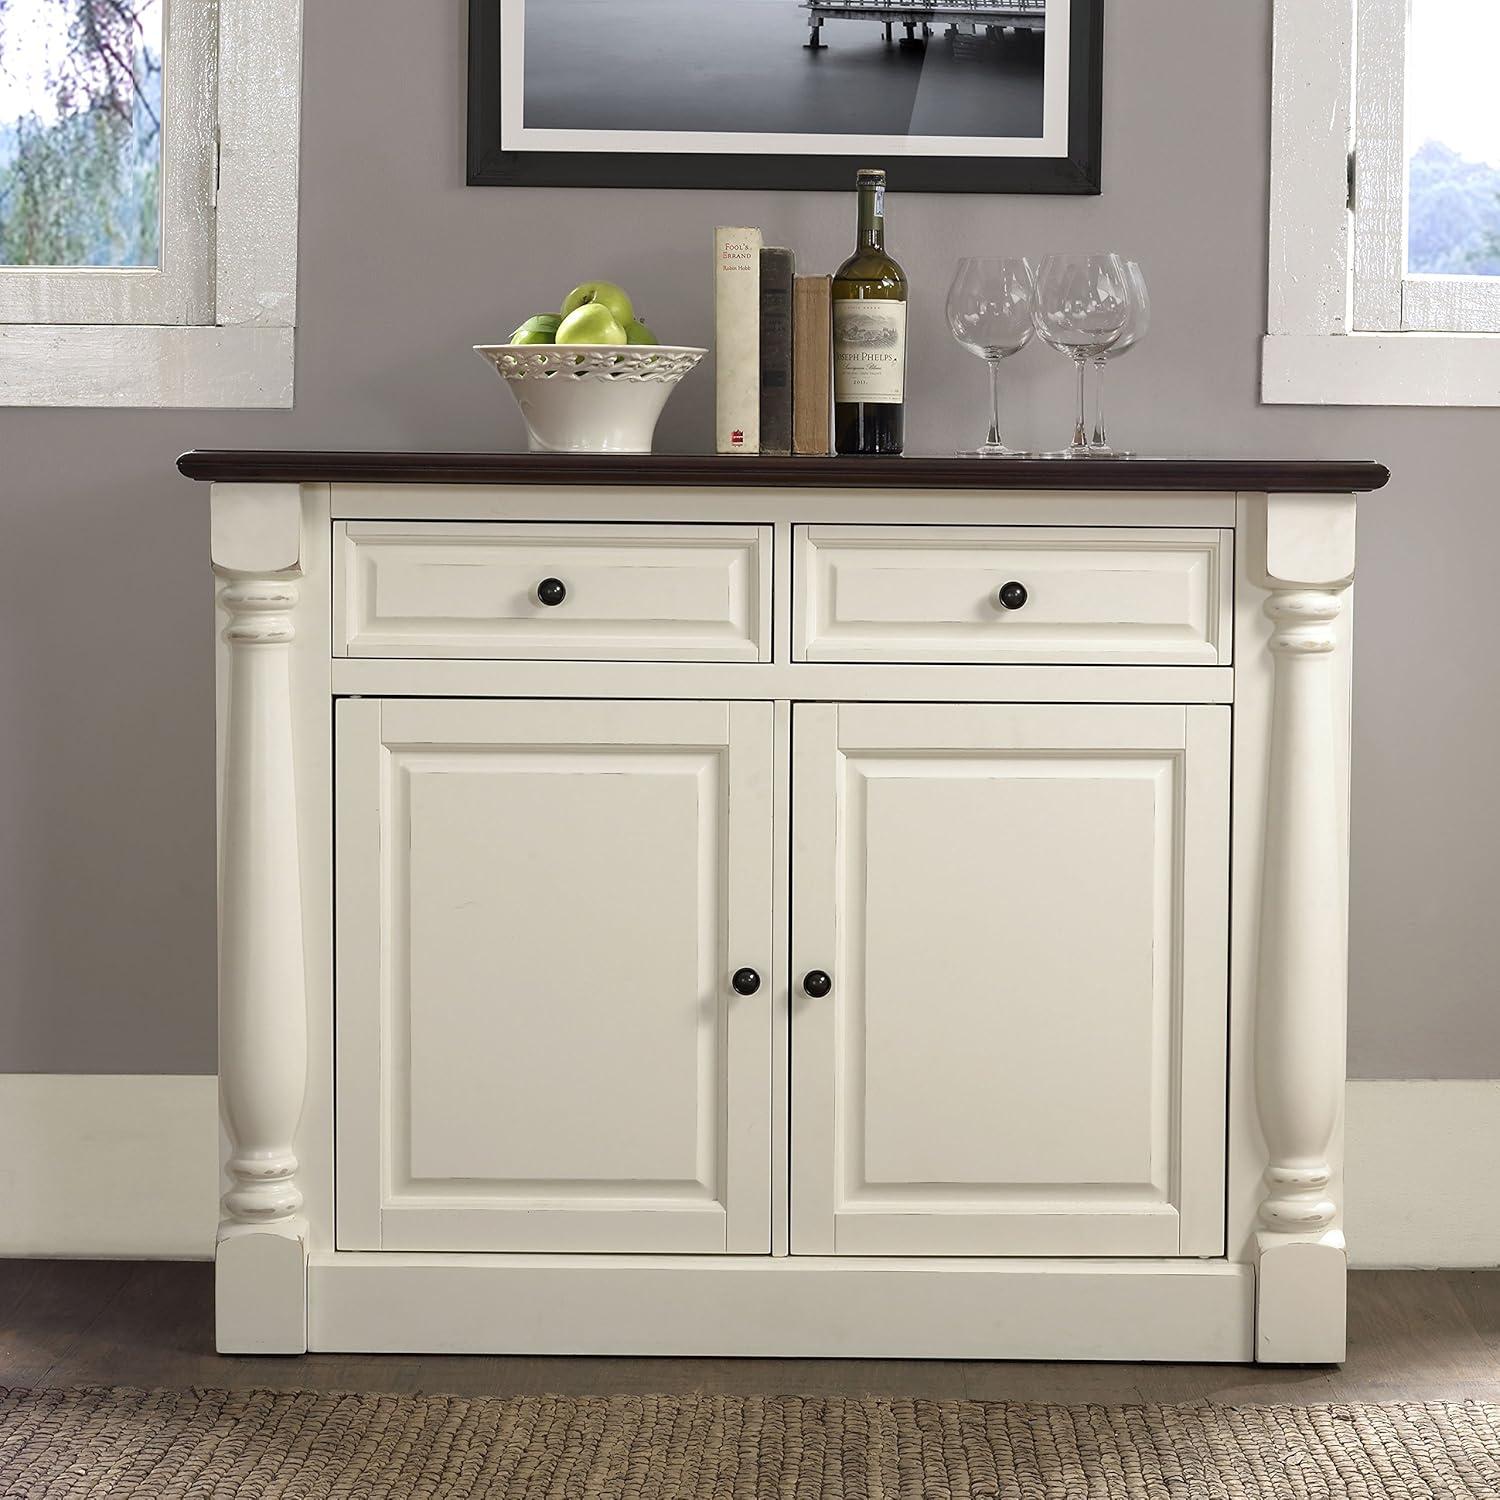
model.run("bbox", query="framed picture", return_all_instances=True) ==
[467,0,1103,193]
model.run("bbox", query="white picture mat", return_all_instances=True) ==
[498,0,1070,158]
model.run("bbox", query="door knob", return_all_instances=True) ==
[996,580,1028,610]
[731,967,761,996]
[802,969,832,998]
[536,577,567,606]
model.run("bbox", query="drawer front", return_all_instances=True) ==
[337,522,771,661]
[796,525,1232,665]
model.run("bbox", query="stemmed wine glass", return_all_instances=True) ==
[945,257,1035,457]
[1090,260,1149,457]
[1032,253,1131,458]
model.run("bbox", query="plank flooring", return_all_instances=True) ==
[0,1262,1497,1404]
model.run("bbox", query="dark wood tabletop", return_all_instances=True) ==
[177,451,1391,493]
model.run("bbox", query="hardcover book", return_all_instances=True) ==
[759,248,796,457]
[792,274,833,456]
[715,227,763,454]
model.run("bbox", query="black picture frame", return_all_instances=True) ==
[467,0,1103,193]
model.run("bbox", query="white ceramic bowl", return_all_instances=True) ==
[474,344,707,454]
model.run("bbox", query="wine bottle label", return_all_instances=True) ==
[833,301,907,404]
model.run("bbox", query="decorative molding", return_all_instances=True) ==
[0,1075,218,1259]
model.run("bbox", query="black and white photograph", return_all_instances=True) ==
[468,0,1102,190]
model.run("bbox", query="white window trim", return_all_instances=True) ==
[0,0,301,409]
[1263,0,1500,406]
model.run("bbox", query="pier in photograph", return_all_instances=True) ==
[802,0,1045,52]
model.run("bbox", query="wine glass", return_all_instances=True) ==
[1031,254,1131,457]
[1090,260,1150,457]
[945,257,1036,457]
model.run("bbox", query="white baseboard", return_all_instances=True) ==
[0,1075,1494,1268]
[0,1074,219,1259]
[1344,1079,1500,1268]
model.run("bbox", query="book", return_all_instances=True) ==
[714,227,763,454]
[792,274,833,456]
[759,248,796,457]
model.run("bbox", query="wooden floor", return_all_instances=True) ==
[1,1262,1497,1404]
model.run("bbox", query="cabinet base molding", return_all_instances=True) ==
[307,1255,1255,1363]
[1254,1230,1347,1364]
[217,1223,309,1355]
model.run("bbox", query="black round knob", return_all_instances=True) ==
[802,969,832,999]
[997,581,1028,611]
[536,577,567,607]
[731,967,761,996]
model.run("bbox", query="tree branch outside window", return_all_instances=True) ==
[0,0,163,267]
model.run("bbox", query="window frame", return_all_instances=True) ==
[0,0,302,408]
[1263,0,1500,405]
[1352,0,1500,334]
[0,0,214,325]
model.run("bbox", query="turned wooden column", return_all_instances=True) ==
[1253,492,1356,1363]
[212,483,309,1354]
[218,571,306,1224]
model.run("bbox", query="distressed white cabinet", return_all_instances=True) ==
[189,452,1387,1364]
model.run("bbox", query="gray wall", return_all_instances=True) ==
[1,0,1491,1077]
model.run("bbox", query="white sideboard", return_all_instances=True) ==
[183,452,1388,1364]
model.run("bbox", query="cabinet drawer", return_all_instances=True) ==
[795,525,1232,665]
[336,522,771,661]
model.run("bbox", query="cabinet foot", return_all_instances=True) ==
[1254,1229,1346,1363]
[216,1221,309,1354]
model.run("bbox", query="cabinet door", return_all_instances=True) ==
[791,702,1229,1257]
[336,698,774,1254]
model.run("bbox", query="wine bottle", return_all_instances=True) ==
[832,168,908,456]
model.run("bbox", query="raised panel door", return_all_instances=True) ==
[336,697,774,1253]
[791,701,1230,1257]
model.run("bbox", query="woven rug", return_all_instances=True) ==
[3,1387,1500,1499]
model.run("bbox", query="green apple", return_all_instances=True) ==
[624,319,659,345]
[509,313,561,345]
[560,280,635,327]
[556,302,627,345]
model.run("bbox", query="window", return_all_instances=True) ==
[0,0,302,407]
[1264,0,1500,405]
[0,2,168,268]
[1353,0,1500,333]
